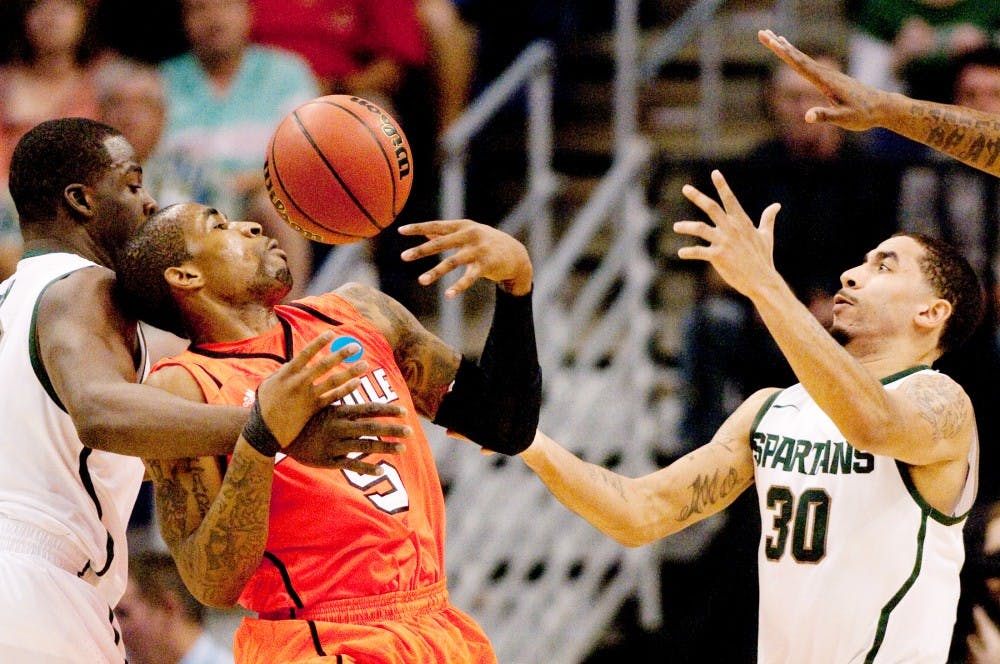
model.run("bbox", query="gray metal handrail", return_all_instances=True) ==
[436,39,557,346]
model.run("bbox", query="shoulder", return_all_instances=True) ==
[894,370,974,437]
[248,45,318,82]
[158,52,197,78]
[334,281,415,343]
[741,387,783,425]
[145,362,208,403]
[39,264,126,325]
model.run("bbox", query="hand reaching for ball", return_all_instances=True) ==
[398,220,533,297]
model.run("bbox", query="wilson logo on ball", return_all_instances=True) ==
[264,94,414,245]
[350,96,411,180]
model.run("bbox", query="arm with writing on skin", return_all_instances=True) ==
[519,390,772,547]
[760,29,1000,178]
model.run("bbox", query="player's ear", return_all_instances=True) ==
[164,263,204,291]
[64,184,92,218]
[915,298,951,332]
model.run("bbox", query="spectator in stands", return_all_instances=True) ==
[115,550,233,664]
[950,500,1000,662]
[847,0,1000,157]
[848,0,1000,99]
[94,59,220,208]
[0,0,108,274]
[898,46,1000,287]
[249,0,427,111]
[158,0,320,299]
[0,0,105,182]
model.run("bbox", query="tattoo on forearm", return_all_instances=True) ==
[678,466,741,522]
[908,100,1000,171]
[585,463,628,503]
[190,451,271,597]
[151,452,273,603]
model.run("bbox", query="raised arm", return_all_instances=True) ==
[340,219,541,456]
[38,267,247,458]
[146,334,411,607]
[520,390,769,547]
[759,29,1000,177]
[675,172,975,475]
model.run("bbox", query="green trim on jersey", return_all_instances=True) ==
[864,509,929,663]
[21,248,67,259]
[895,460,969,525]
[879,365,931,385]
[28,274,76,414]
[750,390,782,438]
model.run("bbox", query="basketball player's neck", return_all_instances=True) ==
[22,225,114,269]
[187,300,281,346]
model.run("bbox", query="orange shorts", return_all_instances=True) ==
[233,581,497,664]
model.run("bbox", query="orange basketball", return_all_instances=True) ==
[263,95,413,245]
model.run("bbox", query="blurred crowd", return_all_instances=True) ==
[6,0,1000,662]
[0,0,498,309]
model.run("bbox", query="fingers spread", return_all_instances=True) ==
[444,264,480,298]
[672,220,715,244]
[319,377,362,404]
[681,183,724,222]
[397,219,465,237]
[711,170,749,221]
[287,331,336,371]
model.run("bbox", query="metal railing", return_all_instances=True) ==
[436,39,558,344]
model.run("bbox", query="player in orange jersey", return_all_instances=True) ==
[116,202,540,663]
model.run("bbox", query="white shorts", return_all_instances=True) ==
[0,522,126,663]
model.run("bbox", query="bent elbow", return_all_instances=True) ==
[615,534,648,548]
[606,522,662,548]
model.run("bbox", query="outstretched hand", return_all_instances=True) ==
[675,170,782,299]
[398,219,533,297]
[255,331,410,474]
[758,29,890,131]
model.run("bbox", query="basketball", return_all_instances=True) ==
[263,95,413,245]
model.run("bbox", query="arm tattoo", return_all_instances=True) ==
[907,101,1000,172]
[341,283,460,417]
[676,433,750,522]
[147,458,211,547]
[149,453,273,603]
[585,463,628,503]
[678,466,741,522]
[191,450,271,597]
[900,375,971,441]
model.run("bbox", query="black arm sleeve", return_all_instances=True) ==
[432,286,542,455]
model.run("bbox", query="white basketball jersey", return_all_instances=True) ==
[0,252,145,607]
[751,367,977,664]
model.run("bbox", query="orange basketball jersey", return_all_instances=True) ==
[150,293,448,616]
